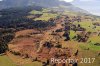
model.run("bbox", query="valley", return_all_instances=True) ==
[0,5,100,66]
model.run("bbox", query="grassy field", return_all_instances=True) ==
[23,61,42,66]
[29,9,58,21]
[70,30,76,39]
[30,10,42,14]
[0,55,16,66]
[0,9,100,66]
[73,21,96,32]
[0,55,43,66]
[35,13,58,21]
[72,19,100,32]
[78,49,100,66]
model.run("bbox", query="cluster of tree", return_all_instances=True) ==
[94,43,100,46]
[0,29,15,54]
[73,31,91,42]
[63,31,70,41]
[55,28,63,32]
[0,6,56,30]
[63,22,71,41]
[93,22,100,26]
[71,24,86,32]
[71,16,81,22]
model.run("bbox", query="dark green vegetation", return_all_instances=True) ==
[0,29,15,54]
[0,6,56,30]
[0,5,58,55]
[0,6,57,55]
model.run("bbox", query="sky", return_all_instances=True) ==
[61,0,100,16]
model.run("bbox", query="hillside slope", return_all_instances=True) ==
[0,0,88,14]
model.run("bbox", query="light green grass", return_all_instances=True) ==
[95,26,100,31]
[79,42,100,66]
[0,55,43,66]
[79,42,100,51]
[30,10,42,14]
[23,61,42,66]
[70,30,76,39]
[35,13,58,21]
[42,8,50,13]
[73,21,96,32]
[29,9,58,21]
[0,55,16,66]
[88,36,100,44]
[63,11,78,16]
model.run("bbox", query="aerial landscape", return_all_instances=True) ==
[0,0,100,66]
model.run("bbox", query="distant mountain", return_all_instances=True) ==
[0,0,71,8]
[0,0,89,14]
[0,0,29,9]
